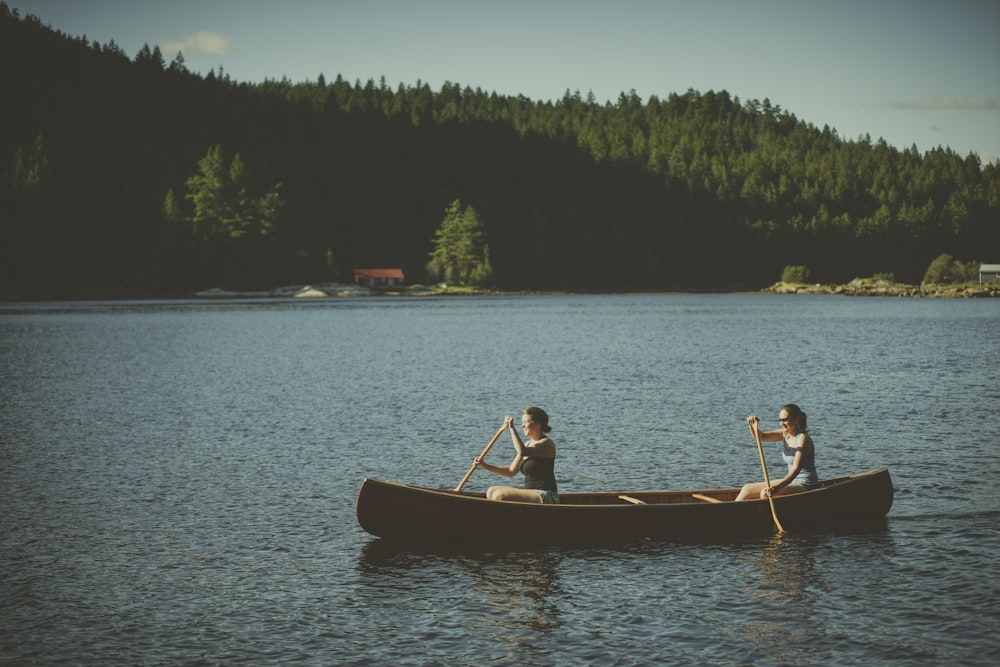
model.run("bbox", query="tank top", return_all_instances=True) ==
[520,456,557,491]
[781,434,819,487]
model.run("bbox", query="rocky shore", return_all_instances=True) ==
[190,280,998,299]
[195,282,392,298]
[763,280,998,298]
[194,283,491,298]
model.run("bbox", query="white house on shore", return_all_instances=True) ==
[980,264,1000,283]
[353,268,405,289]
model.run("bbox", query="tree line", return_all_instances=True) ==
[1,4,997,298]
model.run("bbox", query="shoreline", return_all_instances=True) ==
[761,280,998,298]
[194,280,1000,299]
[2,281,996,303]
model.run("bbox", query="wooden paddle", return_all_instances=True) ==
[750,419,786,533]
[454,423,509,492]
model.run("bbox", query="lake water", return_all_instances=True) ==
[1,294,998,666]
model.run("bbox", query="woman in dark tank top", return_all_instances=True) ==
[476,406,559,504]
[520,456,557,491]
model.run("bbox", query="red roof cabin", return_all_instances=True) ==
[353,268,405,289]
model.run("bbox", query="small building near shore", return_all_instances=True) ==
[979,264,1000,283]
[353,268,405,289]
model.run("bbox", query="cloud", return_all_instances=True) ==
[888,97,1000,111]
[158,31,231,57]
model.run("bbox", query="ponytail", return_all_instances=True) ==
[523,406,551,433]
[782,403,808,431]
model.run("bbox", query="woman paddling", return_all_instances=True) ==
[477,407,559,504]
[737,404,819,501]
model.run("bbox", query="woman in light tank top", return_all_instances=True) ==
[736,403,819,501]
[476,406,559,504]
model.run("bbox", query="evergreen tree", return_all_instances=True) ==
[426,200,493,286]
[184,144,229,241]
[3,132,47,194]
[160,187,183,227]
[182,144,281,242]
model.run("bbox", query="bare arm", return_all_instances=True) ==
[747,415,784,441]
[508,417,526,459]
[477,458,521,477]
[477,417,524,476]
[522,438,555,459]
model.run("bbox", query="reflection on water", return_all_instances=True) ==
[352,540,563,664]
[741,534,824,663]
[460,551,561,634]
[358,542,562,630]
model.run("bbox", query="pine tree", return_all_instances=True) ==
[427,200,493,286]
[4,132,47,195]
[182,144,281,242]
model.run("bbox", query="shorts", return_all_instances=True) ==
[536,489,560,504]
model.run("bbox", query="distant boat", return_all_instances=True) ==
[355,468,893,540]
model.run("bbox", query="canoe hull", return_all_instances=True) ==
[356,469,893,540]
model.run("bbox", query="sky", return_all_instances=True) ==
[11,0,1000,163]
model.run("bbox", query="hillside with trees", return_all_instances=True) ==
[2,4,997,298]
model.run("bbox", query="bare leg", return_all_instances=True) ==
[735,481,768,502]
[735,482,808,501]
[486,486,542,503]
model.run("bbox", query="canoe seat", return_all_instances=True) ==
[692,493,722,504]
[618,494,647,505]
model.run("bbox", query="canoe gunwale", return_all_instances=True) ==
[362,468,888,506]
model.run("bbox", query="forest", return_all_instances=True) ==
[2,4,998,298]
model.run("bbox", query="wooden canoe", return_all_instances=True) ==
[355,468,893,540]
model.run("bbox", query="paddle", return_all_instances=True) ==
[454,423,509,492]
[750,419,786,533]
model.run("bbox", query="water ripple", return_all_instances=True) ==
[2,295,998,666]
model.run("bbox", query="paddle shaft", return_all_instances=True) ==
[454,423,509,492]
[751,420,786,533]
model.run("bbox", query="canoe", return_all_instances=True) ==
[355,468,893,540]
